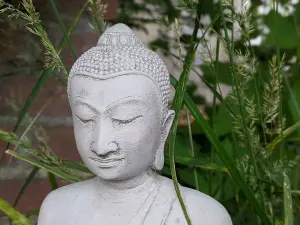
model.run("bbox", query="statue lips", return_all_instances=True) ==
[89,156,125,168]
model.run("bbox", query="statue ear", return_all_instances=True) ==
[152,110,175,170]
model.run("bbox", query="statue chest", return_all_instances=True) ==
[55,197,151,225]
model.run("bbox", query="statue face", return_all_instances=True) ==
[70,75,164,180]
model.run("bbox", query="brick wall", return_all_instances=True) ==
[0,0,118,222]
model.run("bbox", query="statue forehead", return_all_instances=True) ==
[69,75,161,107]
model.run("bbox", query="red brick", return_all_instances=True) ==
[0,76,71,117]
[62,32,98,68]
[36,0,118,19]
[0,126,81,170]
[0,179,70,214]
[46,126,81,161]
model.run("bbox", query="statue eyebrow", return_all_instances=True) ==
[73,96,147,114]
[105,97,147,109]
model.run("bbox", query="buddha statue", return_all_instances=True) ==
[37,23,232,225]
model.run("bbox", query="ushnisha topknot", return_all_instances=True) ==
[68,23,170,117]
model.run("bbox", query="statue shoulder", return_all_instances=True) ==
[160,176,232,225]
[181,186,232,225]
[42,178,94,204]
[37,179,95,225]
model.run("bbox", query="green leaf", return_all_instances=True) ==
[287,78,300,133]
[213,103,233,137]
[0,198,33,225]
[283,173,294,225]
[221,177,237,201]
[172,135,201,157]
[177,169,210,194]
[264,11,300,49]
[202,62,232,85]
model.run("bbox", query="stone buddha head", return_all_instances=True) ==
[67,23,175,181]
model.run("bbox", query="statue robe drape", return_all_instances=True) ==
[128,178,177,225]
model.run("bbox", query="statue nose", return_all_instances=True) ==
[91,140,118,156]
[91,122,118,156]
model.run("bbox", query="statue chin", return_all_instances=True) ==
[85,159,148,182]
[37,23,233,225]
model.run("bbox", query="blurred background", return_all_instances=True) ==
[0,0,300,224]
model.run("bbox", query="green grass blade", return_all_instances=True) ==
[6,150,82,183]
[47,172,58,190]
[267,120,300,151]
[0,198,33,225]
[164,155,228,173]
[284,76,300,119]
[26,209,40,218]
[0,129,92,179]
[62,160,92,174]
[291,190,300,195]
[13,166,40,207]
[0,130,26,148]
[283,173,294,225]
[57,0,89,52]
[49,0,77,59]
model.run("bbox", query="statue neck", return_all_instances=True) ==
[95,169,159,203]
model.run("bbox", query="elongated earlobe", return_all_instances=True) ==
[152,110,175,170]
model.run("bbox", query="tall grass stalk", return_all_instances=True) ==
[88,0,107,34]
[174,18,199,191]
[275,2,285,161]
[236,0,268,147]
[169,1,202,224]
[49,0,77,60]
[218,0,264,205]
[0,0,66,73]
[199,37,223,194]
